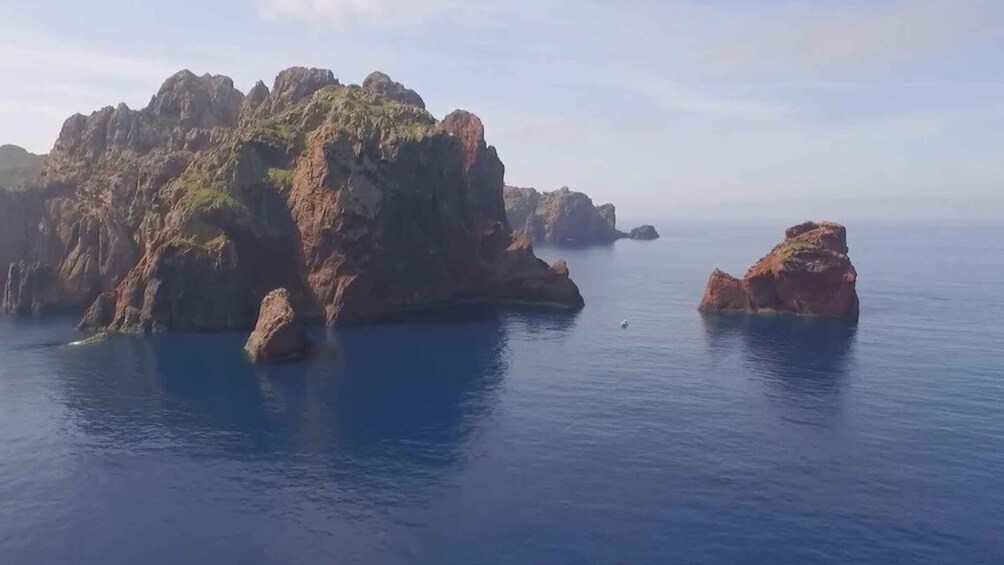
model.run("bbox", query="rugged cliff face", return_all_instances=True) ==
[1,67,584,330]
[699,221,859,319]
[0,145,45,187]
[504,186,625,244]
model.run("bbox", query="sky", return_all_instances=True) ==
[0,0,1002,220]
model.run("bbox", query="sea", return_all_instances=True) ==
[1,220,1002,564]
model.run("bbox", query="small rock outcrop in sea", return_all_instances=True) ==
[245,288,307,362]
[699,221,859,319]
[629,225,660,240]
[0,67,584,332]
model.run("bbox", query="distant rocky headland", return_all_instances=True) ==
[504,185,659,245]
[0,144,45,187]
[0,67,584,332]
[699,221,859,319]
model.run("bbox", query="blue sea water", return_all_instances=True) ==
[1,220,1002,564]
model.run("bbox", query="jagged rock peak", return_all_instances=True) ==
[362,71,426,109]
[442,109,507,223]
[264,67,340,114]
[442,110,489,172]
[443,110,485,143]
[246,80,270,106]
[145,69,244,129]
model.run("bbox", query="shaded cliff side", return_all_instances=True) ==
[2,67,584,330]
[699,221,859,319]
[0,145,45,187]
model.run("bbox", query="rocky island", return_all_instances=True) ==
[0,67,584,332]
[699,221,859,319]
[504,185,659,245]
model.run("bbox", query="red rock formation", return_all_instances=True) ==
[699,221,859,319]
[0,68,584,330]
[245,288,306,362]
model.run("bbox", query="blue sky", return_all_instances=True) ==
[1,0,1002,219]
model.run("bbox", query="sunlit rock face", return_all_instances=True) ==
[700,221,859,319]
[0,68,583,330]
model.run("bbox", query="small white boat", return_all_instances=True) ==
[620,319,629,329]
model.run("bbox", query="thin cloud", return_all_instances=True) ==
[257,0,485,27]
[704,0,1004,72]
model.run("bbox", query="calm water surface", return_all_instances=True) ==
[1,221,1002,564]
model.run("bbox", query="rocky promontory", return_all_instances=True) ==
[504,185,656,245]
[0,67,584,330]
[699,221,859,319]
[0,145,45,187]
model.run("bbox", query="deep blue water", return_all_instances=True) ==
[1,221,1002,564]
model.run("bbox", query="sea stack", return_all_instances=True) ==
[629,225,659,240]
[245,289,307,362]
[699,221,859,319]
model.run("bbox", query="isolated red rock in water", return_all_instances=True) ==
[245,289,306,362]
[699,221,859,319]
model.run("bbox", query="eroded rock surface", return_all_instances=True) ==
[699,221,859,319]
[0,145,45,187]
[363,72,425,109]
[504,186,625,244]
[245,288,306,362]
[0,69,584,331]
[3,261,62,315]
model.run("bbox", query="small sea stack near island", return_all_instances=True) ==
[699,221,859,319]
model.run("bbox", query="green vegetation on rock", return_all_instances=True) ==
[291,85,439,144]
[267,167,294,189]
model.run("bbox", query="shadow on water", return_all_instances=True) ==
[701,314,858,402]
[50,317,510,495]
[501,309,580,341]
